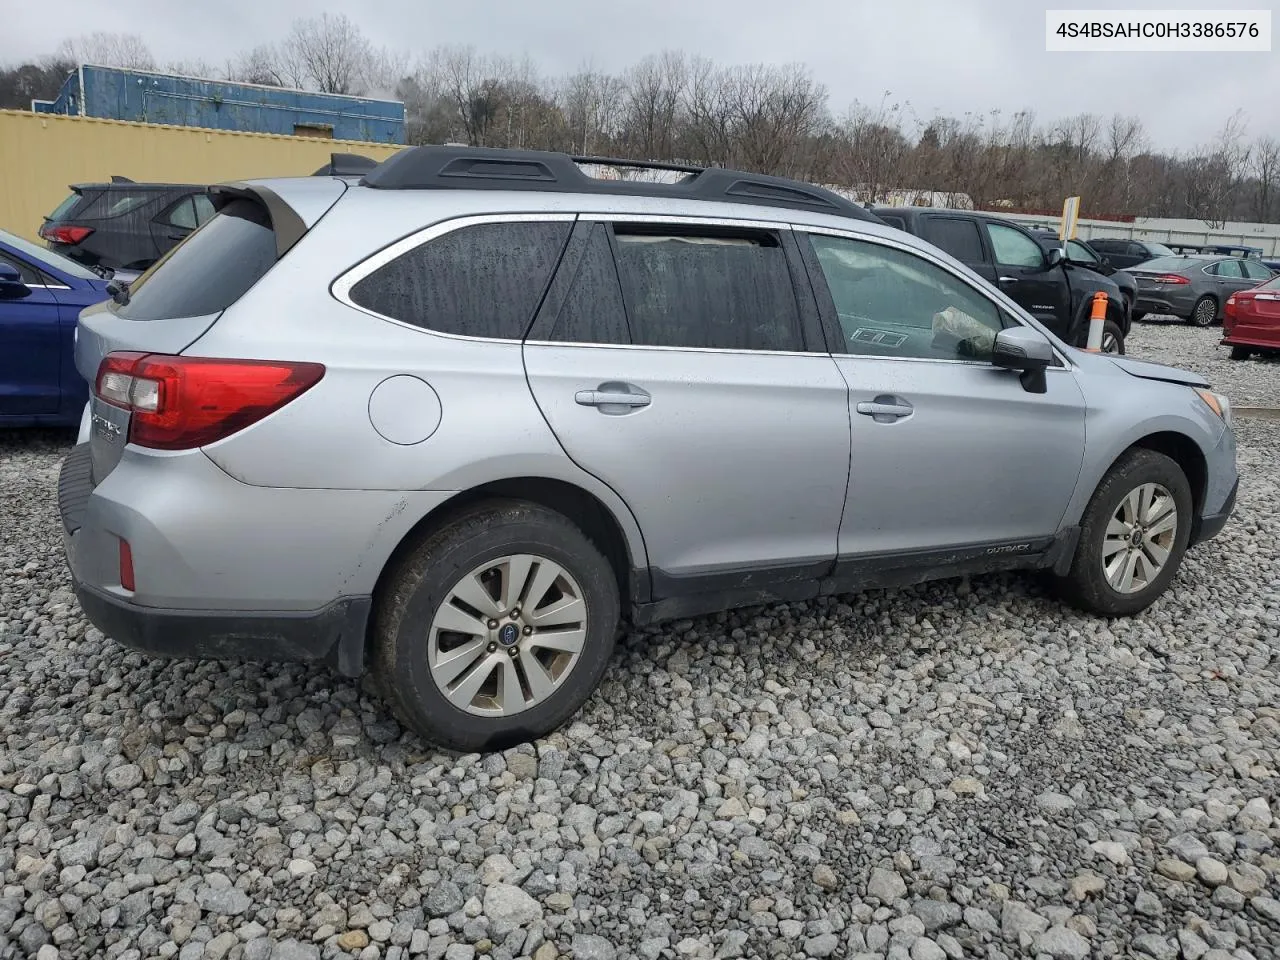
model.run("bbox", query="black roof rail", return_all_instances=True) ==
[313,153,380,177]
[360,145,880,222]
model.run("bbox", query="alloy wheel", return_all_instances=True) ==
[1192,298,1216,326]
[427,554,588,716]
[1101,483,1178,594]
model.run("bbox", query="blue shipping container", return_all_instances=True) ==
[34,65,405,144]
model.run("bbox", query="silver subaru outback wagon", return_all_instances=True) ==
[60,147,1238,751]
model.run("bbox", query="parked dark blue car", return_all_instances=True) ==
[0,228,119,427]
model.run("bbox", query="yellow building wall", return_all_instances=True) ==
[0,109,403,241]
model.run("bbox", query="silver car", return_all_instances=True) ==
[1128,254,1274,326]
[60,147,1239,751]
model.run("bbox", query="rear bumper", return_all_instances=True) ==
[1221,332,1280,349]
[72,580,371,675]
[57,442,449,676]
[1135,291,1197,318]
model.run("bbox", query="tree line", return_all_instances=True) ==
[3,19,1277,226]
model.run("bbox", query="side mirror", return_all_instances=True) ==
[1045,247,1064,268]
[991,326,1054,394]
[0,262,30,300]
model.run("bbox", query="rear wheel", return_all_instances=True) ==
[1101,320,1125,355]
[1189,296,1218,327]
[373,500,620,751]
[1055,449,1192,617]
[1230,345,1252,360]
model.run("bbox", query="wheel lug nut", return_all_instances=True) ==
[523,625,533,636]
[510,607,521,619]
[508,647,518,657]
[487,619,499,630]
[487,642,497,652]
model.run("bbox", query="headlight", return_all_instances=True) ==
[1195,388,1232,426]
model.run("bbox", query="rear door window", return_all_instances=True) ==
[114,199,278,320]
[921,217,986,263]
[611,225,804,352]
[1212,260,1243,278]
[165,197,199,230]
[1242,259,1272,281]
[544,223,631,345]
[348,220,572,339]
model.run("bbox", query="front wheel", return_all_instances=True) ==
[373,500,620,751]
[1189,296,1218,327]
[1230,345,1252,360]
[1101,320,1125,355]
[1054,449,1192,617]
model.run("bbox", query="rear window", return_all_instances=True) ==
[47,191,87,222]
[348,221,572,339]
[114,199,277,321]
[1143,242,1175,257]
[921,217,985,262]
[1131,256,1195,273]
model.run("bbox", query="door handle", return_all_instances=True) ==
[575,383,652,412]
[998,276,1020,283]
[856,395,914,423]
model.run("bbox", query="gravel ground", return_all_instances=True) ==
[2,353,1278,960]
[1124,317,1280,407]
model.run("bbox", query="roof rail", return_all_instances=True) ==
[313,153,380,177]
[360,145,880,222]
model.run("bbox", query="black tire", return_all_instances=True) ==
[1101,319,1125,355]
[373,499,620,752]
[1230,345,1252,360]
[1054,449,1192,617]
[1189,295,1217,327]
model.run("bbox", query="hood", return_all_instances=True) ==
[1105,355,1209,387]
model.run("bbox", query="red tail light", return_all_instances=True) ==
[119,539,135,592]
[1154,274,1190,285]
[1225,295,1238,322]
[41,224,94,245]
[94,353,325,450]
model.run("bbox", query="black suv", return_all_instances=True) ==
[873,207,1129,353]
[1028,229,1139,323]
[40,178,215,272]
[1085,238,1177,270]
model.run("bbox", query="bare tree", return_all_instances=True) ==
[618,51,687,161]
[225,45,294,87]
[282,13,378,95]
[720,63,827,176]
[1186,111,1251,227]
[560,66,624,155]
[836,94,911,203]
[165,59,223,80]
[54,32,155,70]
[1250,136,1280,222]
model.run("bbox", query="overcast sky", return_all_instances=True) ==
[3,0,1275,153]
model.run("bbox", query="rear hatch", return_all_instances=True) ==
[77,179,345,484]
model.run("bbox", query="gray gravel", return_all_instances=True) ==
[1124,317,1280,407]
[2,364,1278,960]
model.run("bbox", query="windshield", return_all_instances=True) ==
[0,227,100,281]
[114,199,277,321]
[1144,242,1175,256]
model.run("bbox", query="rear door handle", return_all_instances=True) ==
[998,276,1020,283]
[575,383,652,413]
[856,395,914,423]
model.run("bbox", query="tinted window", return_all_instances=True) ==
[192,194,217,225]
[115,199,277,321]
[921,217,985,262]
[1212,259,1243,278]
[546,224,630,345]
[166,197,199,229]
[1143,242,1175,257]
[809,233,1004,362]
[879,215,907,230]
[986,223,1044,268]
[1088,239,1119,253]
[350,221,571,339]
[1243,259,1273,281]
[612,227,802,351]
[1135,256,1195,273]
[80,191,151,219]
[46,192,85,222]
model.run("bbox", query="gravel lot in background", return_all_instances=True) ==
[1,330,1277,960]
[1125,318,1280,407]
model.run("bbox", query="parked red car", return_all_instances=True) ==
[1223,275,1280,359]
